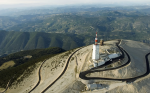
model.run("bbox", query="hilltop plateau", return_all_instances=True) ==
[1,40,150,93]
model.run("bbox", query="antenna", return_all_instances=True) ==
[95,32,98,45]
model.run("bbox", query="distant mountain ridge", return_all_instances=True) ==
[0,30,92,55]
[1,9,150,55]
[1,30,150,56]
[5,14,150,35]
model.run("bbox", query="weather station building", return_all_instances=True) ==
[92,32,100,61]
[91,32,105,67]
[90,33,121,68]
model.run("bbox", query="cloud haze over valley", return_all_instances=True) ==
[0,0,150,5]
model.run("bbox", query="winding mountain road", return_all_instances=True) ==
[79,40,150,82]
[41,48,83,93]
[0,79,12,93]
[29,59,47,93]
[29,40,150,93]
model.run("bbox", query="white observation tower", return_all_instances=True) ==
[92,32,100,61]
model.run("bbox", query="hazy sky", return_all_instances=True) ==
[0,0,150,5]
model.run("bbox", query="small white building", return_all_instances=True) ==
[92,53,121,68]
[92,60,105,67]
[86,84,102,91]
[108,53,119,59]
[98,60,105,66]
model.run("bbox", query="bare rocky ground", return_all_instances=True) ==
[0,88,5,92]
[106,40,150,93]
[2,39,150,93]
[0,60,15,71]
[5,62,41,93]
[43,46,91,93]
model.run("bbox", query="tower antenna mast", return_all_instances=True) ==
[95,32,98,45]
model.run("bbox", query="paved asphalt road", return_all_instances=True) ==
[28,59,47,93]
[41,48,82,93]
[27,40,150,93]
[79,40,150,82]
[120,40,148,73]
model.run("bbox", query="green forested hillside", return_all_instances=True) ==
[0,16,20,30]
[0,47,65,88]
[6,14,150,35]
[0,47,65,66]
[0,30,91,55]
[1,6,150,35]
[1,30,150,56]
